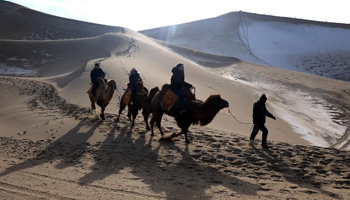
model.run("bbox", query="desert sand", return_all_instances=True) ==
[0,1,350,199]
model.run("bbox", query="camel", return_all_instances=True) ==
[150,84,229,143]
[87,77,117,120]
[116,80,159,130]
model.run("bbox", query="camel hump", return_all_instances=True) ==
[95,77,106,85]
[148,86,159,99]
[161,84,171,93]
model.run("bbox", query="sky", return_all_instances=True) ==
[7,0,350,31]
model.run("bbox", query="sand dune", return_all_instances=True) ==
[0,1,122,40]
[0,1,350,199]
[0,77,349,199]
[141,11,350,82]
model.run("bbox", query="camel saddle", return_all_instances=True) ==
[122,89,132,105]
[161,89,179,111]
[87,85,93,94]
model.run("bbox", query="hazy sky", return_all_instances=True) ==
[7,0,350,31]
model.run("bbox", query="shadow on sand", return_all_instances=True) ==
[0,120,100,177]
[77,125,261,199]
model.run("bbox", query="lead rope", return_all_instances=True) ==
[227,107,254,130]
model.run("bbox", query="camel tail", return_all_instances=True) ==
[148,86,159,101]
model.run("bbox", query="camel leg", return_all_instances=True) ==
[127,108,132,123]
[116,102,126,122]
[174,117,191,143]
[150,115,156,136]
[91,106,96,115]
[172,125,190,143]
[156,112,164,136]
[100,107,106,120]
[142,109,151,131]
[89,96,96,115]
[150,111,164,136]
[183,128,190,143]
[131,109,138,127]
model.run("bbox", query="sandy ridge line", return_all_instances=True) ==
[0,76,89,118]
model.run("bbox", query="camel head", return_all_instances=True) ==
[107,80,117,91]
[205,94,229,110]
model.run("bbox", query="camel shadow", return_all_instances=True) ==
[78,125,261,199]
[249,146,339,198]
[0,120,100,177]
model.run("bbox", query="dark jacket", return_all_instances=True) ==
[170,67,192,90]
[252,101,275,124]
[129,72,141,86]
[90,68,106,83]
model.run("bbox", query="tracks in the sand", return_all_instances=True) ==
[0,169,167,200]
[330,122,350,149]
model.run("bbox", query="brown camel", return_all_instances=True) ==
[116,81,159,130]
[150,84,229,143]
[88,77,117,120]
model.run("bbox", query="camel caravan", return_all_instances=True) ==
[87,63,229,143]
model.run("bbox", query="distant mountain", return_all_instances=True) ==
[141,12,350,81]
[0,0,122,40]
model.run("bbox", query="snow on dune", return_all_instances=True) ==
[142,12,350,81]
[221,68,347,147]
[241,17,350,81]
[141,13,350,147]
[0,64,37,76]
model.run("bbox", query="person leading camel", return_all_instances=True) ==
[249,94,276,149]
[170,63,193,114]
[90,63,106,95]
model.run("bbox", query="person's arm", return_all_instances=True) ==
[129,74,133,83]
[101,69,106,78]
[266,109,276,120]
[183,81,192,89]
[136,73,142,83]
[90,70,96,83]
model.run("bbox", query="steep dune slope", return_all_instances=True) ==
[0,33,130,77]
[141,12,263,65]
[0,1,122,40]
[141,12,350,81]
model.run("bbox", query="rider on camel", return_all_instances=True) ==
[170,63,192,114]
[90,63,106,95]
[129,67,142,105]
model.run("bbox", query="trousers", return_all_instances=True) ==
[250,124,268,145]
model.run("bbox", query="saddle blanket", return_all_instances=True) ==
[122,90,132,105]
[161,90,179,111]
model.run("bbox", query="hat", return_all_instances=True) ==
[130,67,137,73]
[260,94,267,100]
[176,63,184,68]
